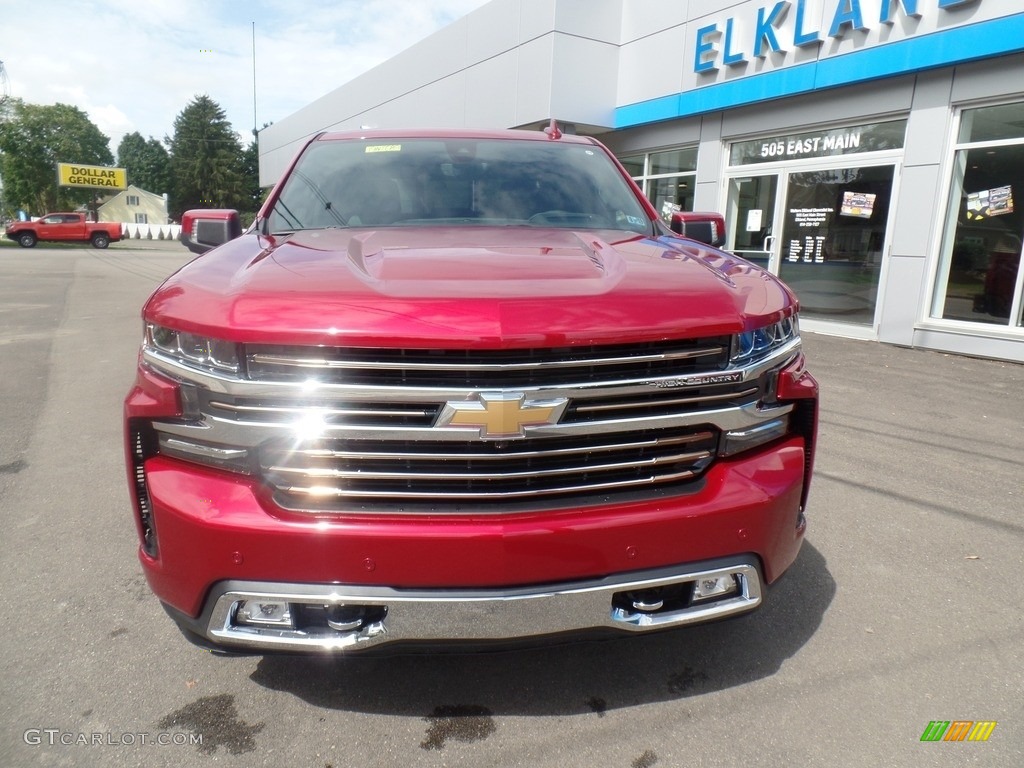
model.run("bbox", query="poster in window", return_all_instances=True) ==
[840,191,875,219]
[746,209,763,232]
[966,185,1014,219]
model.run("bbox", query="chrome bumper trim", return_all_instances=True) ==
[198,559,762,652]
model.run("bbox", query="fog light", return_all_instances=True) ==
[235,600,293,627]
[692,575,739,603]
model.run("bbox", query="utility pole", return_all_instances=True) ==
[252,22,258,138]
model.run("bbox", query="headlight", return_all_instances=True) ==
[145,323,240,374]
[731,314,799,365]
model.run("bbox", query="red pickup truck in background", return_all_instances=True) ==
[5,212,122,248]
[126,126,818,654]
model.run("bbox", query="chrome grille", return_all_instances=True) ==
[566,383,760,422]
[201,391,438,428]
[260,428,718,508]
[149,336,794,512]
[245,338,731,388]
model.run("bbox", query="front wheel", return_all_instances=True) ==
[91,233,110,249]
[18,232,36,248]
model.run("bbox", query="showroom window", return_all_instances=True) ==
[619,147,697,223]
[933,102,1024,328]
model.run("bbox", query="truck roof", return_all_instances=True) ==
[315,127,600,146]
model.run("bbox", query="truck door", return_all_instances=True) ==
[36,214,66,240]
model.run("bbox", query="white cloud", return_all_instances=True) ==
[2,0,490,151]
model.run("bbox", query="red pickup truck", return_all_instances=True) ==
[6,212,122,248]
[125,127,818,654]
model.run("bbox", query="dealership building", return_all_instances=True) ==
[259,0,1024,362]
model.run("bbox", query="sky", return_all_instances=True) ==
[2,0,490,154]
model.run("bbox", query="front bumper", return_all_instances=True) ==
[134,437,808,652]
[166,558,762,653]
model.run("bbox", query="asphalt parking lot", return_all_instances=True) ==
[1,241,1022,767]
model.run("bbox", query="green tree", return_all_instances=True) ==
[167,95,244,219]
[117,132,171,195]
[0,99,113,214]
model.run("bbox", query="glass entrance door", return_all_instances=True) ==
[727,175,779,271]
[725,121,906,330]
[776,165,895,325]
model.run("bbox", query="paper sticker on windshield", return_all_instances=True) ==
[365,144,401,153]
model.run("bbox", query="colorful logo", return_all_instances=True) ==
[920,721,997,742]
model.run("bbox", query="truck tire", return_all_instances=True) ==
[91,233,110,249]
[18,232,36,248]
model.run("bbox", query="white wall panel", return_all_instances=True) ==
[912,328,1024,363]
[370,17,470,92]
[519,0,558,41]
[888,164,943,260]
[620,0,689,43]
[600,118,701,155]
[617,25,689,107]
[902,71,954,170]
[513,35,556,126]
[553,0,623,42]
[950,52,1024,103]
[465,51,522,128]
[695,111,724,199]
[465,0,522,63]
[721,78,915,139]
[363,74,470,129]
[878,257,927,346]
[549,34,619,127]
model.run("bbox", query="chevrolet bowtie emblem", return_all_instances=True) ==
[437,393,568,439]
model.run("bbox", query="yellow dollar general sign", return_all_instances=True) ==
[920,721,997,742]
[57,163,127,190]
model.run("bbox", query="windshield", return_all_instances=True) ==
[265,138,652,236]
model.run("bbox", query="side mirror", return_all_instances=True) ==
[670,211,726,248]
[180,209,242,254]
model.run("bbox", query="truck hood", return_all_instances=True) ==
[147,228,796,346]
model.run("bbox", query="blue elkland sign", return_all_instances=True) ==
[615,3,1024,129]
[695,0,979,72]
